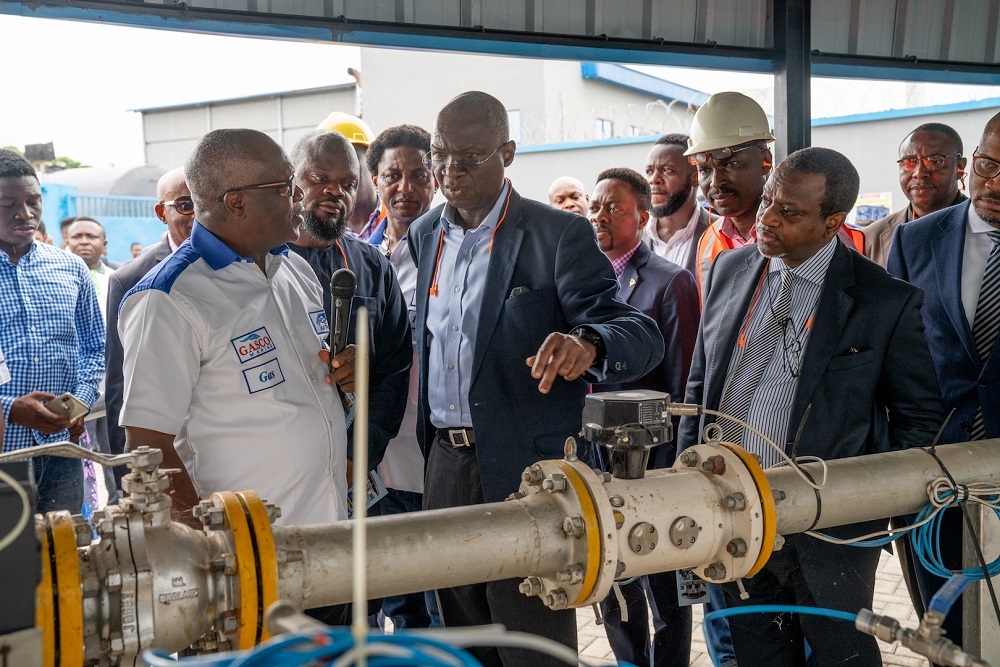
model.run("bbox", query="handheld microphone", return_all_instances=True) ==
[329,268,357,372]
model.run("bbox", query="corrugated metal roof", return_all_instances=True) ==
[3,0,997,83]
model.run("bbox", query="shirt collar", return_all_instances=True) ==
[190,221,288,271]
[968,202,999,235]
[441,181,511,233]
[719,215,756,242]
[611,241,643,279]
[768,236,838,286]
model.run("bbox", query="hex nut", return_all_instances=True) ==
[544,588,569,610]
[521,466,544,486]
[678,450,700,467]
[518,576,544,597]
[726,538,748,557]
[541,473,567,493]
[562,516,586,537]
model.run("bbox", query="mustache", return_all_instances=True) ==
[708,188,737,199]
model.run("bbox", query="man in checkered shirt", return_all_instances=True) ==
[0,149,104,513]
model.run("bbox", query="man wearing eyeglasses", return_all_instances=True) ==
[105,168,195,492]
[863,123,968,267]
[685,92,775,293]
[587,167,700,667]
[888,112,1000,649]
[119,129,351,533]
[680,147,944,666]
[408,91,662,666]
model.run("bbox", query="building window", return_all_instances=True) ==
[596,118,614,140]
[507,109,522,144]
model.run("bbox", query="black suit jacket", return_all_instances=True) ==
[595,242,700,468]
[289,235,412,469]
[106,238,173,464]
[409,187,664,502]
[679,240,944,460]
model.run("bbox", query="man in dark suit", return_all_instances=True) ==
[679,147,944,666]
[887,111,1000,647]
[588,167,700,667]
[409,91,663,667]
[106,168,194,483]
[644,133,713,279]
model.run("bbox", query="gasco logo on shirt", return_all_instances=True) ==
[231,327,276,364]
[243,358,285,394]
[309,309,330,337]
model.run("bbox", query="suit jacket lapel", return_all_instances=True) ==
[706,250,763,409]
[154,239,172,262]
[619,243,648,302]
[471,189,524,387]
[413,211,444,364]
[932,205,978,366]
[790,242,854,443]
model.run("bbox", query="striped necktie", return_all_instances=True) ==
[970,230,1000,440]
[718,269,795,446]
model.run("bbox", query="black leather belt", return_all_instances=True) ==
[437,427,475,448]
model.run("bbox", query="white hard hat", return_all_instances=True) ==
[685,92,774,156]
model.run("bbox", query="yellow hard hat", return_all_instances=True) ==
[316,111,375,147]
[684,92,774,156]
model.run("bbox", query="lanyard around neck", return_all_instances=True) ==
[428,181,513,297]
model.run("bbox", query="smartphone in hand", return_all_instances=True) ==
[45,393,89,420]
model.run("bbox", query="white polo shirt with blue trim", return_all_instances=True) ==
[119,222,347,525]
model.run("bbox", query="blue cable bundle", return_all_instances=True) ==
[911,493,1000,580]
[142,629,483,667]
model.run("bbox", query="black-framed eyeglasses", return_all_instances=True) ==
[972,147,1000,180]
[422,143,507,173]
[687,142,764,166]
[160,196,194,214]
[897,153,961,173]
[779,318,803,378]
[217,176,296,203]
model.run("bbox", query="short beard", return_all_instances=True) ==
[300,210,346,243]
[651,188,691,218]
[974,199,1000,229]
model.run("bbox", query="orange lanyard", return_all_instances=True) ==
[334,240,349,271]
[429,182,513,297]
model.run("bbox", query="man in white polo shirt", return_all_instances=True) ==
[118,128,348,528]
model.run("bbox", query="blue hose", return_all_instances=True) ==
[702,604,858,667]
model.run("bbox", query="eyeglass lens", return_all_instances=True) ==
[973,154,1000,180]
[897,155,955,172]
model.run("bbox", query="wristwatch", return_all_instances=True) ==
[569,326,607,362]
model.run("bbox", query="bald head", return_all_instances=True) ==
[156,168,187,202]
[185,128,288,214]
[548,176,589,216]
[438,91,509,146]
[290,129,359,179]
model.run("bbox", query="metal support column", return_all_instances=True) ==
[773,0,811,161]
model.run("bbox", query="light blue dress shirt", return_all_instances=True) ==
[427,182,511,428]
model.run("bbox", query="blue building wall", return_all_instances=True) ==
[41,185,163,263]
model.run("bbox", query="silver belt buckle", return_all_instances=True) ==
[448,428,471,448]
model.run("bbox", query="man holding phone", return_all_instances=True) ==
[0,149,105,513]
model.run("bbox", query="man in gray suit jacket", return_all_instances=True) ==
[680,148,944,665]
[105,168,193,482]
[862,123,967,266]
